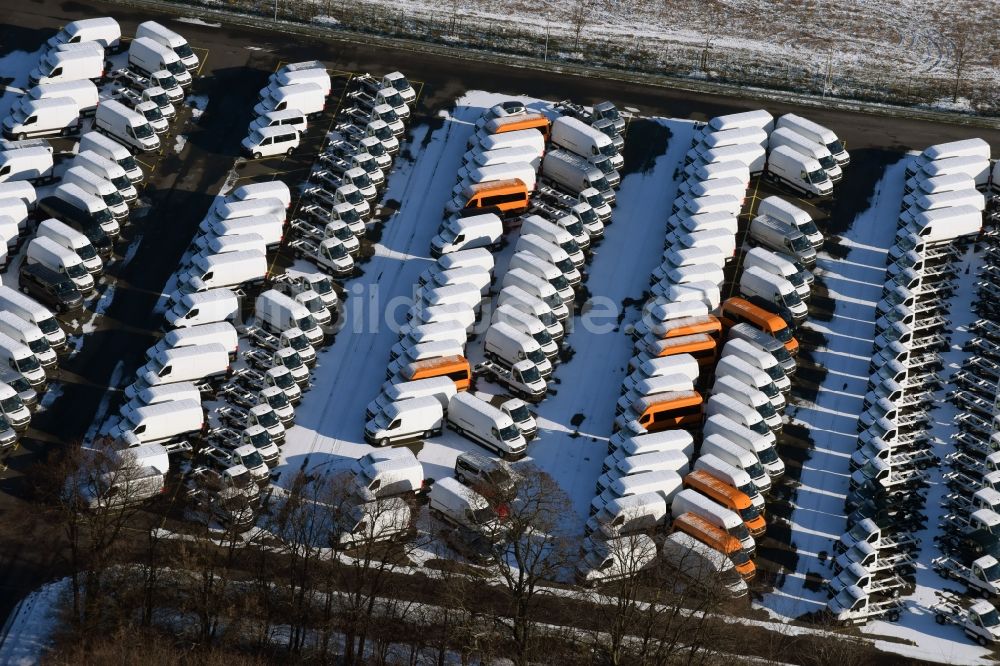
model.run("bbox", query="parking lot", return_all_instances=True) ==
[2,0,1000,660]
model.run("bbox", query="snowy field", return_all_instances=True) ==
[320,0,999,111]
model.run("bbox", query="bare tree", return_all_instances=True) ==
[569,0,590,51]
[470,465,578,666]
[48,438,160,629]
[948,22,971,103]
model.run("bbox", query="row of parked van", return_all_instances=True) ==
[827,139,997,625]
[571,110,831,585]
[280,68,416,277]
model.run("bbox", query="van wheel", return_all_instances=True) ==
[61,126,72,137]
[253,152,262,160]
[379,437,389,447]
[423,430,434,439]
[456,472,467,484]
[16,133,25,141]
[286,147,294,156]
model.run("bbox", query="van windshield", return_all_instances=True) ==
[165,61,186,76]
[266,391,289,409]
[343,188,364,205]
[757,400,777,419]
[352,172,373,189]
[593,159,613,175]
[119,155,139,172]
[552,256,574,274]
[532,329,552,347]
[800,219,821,237]
[133,123,155,139]
[518,364,541,384]
[256,409,279,428]
[109,173,131,190]
[384,92,404,108]
[828,140,845,155]
[818,155,837,170]
[102,191,125,207]
[312,277,334,295]
[471,506,494,524]
[0,395,23,413]
[599,143,617,158]
[550,274,570,291]
[748,420,770,436]
[240,450,265,469]
[248,429,271,448]
[175,43,194,59]
[562,219,585,237]
[527,348,545,365]
[93,207,114,225]
[157,73,179,89]
[537,310,557,327]
[729,548,751,567]
[365,141,386,157]
[506,403,530,423]
[65,262,87,279]
[330,225,352,241]
[771,325,793,344]
[731,523,751,541]
[499,424,521,442]
[592,176,611,192]
[560,239,581,257]
[35,317,60,336]
[26,338,49,355]
[271,371,294,390]
[142,105,164,122]
[746,462,766,480]
[583,191,606,209]
[807,169,828,185]
[325,242,348,259]
[541,293,562,310]
[789,235,810,252]
[281,351,304,369]
[757,446,780,465]
[292,315,317,330]
[16,355,40,373]
[373,125,393,141]
[76,243,97,260]
[149,91,169,107]
[781,290,803,309]
[286,334,310,352]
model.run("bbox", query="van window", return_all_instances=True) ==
[133,424,146,435]
[279,132,295,143]
[50,68,62,77]
[483,192,528,206]
[185,309,199,319]
[261,137,272,146]
[652,403,702,423]
[447,369,470,382]
[491,427,500,440]
[23,116,36,126]
[158,365,172,377]
[388,418,401,430]
[275,102,286,111]
[368,478,381,490]
[0,167,9,177]
[201,272,214,281]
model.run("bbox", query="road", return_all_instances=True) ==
[0,0,998,626]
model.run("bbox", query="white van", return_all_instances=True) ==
[519,215,586,266]
[541,148,615,203]
[73,150,137,202]
[198,213,284,250]
[0,312,55,368]
[914,154,991,188]
[26,236,93,293]
[605,428,694,464]
[253,83,326,117]
[501,268,569,321]
[110,399,203,447]
[46,17,121,52]
[350,451,427,501]
[129,37,192,87]
[429,213,503,257]
[901,188,985,216]
[491,303,558,359]
[36,218,102,275]
[907,138,991,178]
[703,413,784,479]
[430,476,496,530]
[706,393,775,445]
[242,126,300,159]
[686,143,766,175]
[415,282,483,314]
[464,145,542,171]
[476,128,546,156]
[79,131,143,183]
[484,321,552,377]
[364,396,444,446]
[262,68,332,99]
[225,181,292,209]
[706,109,774,134]
[677,176,748,204]
[596,452,689,495]
[130,381,201,408]
[897,204,982,247]
[0,147,52,184]
[164,288,239,329]
[0,332,46,387]
[576,534,658,585]
[177,250,267,295]
[509,251,574,303]
[766,146,833,197]
[747,215,816,267]
[50,181,119,238]
[127,343,230,397]
[0,286,65,351]
[769,126,842,182]
[63,165,128,220]
[584,492,669,538]
[454,162,537,194]
[683,160,750,186]
[390,321,467,361]
[739,265,807,323]
[743,246,810,299]
[700,434,771,493]
[202,197,286,232]
[904,172,976,197]
[418,265,491,295]
[28,48,103,86]
[721,339,787,393]
[191,233,266,262]
[694,453,765,512]
[590,471,683,515]
[254,289,323,346]
[26,80,98,118]
[2,98,80,141]
[433,246,494,275]
[249,108,307,135]
[386,340,465,380]
[447,392,527,459]
[651,246,726,283]
[365,376,457,420]
[95,100,159,153]
[775,113,849,165]
[136,21,199,70]
[663,226,736,260]
[620,354,699,396]
[716,354,783,409]
[497,285,563,342]
[551,115,622,169]
[0,381,31,430]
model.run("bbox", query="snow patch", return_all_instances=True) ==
[176,17,221,28]
[174,134,188,153]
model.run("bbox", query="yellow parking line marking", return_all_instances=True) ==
[327,68,352,78]
[135,158,156,170]
[412,81,425,106]
[192,47,210,77]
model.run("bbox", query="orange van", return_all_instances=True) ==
[646,333,718,367]
[455,179,530,216]
[399,354,472,391]
[486,113,552,140]
[719,297,798,355]
[672,512,756,580]
[683,469,766,538]
[657,314,722,343]
[626,390,703,432]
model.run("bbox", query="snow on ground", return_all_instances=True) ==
[0,48,43,120]
[324,0,1000,98]
[277,92,690,535]
[0,577,66,664]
